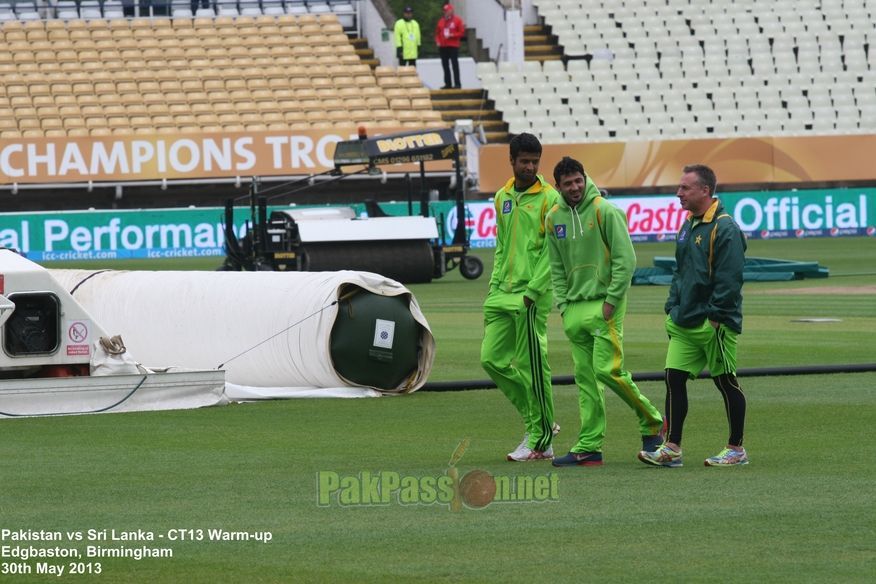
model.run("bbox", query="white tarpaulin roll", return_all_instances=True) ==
[48,269,435,397]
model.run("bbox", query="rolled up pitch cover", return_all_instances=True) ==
[49,269,435,395]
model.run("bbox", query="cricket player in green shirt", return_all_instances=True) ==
[481,133,561,461]
[545,157,665,466]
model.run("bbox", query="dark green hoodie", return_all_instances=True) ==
[545,177,636,314]
[666,199,747,333]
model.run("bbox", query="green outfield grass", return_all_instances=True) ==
[2,237,873,583]
[407,238,876,380]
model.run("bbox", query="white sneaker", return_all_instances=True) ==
[507,445,554,462]
[505,426,557,461]
[506,433,529,460]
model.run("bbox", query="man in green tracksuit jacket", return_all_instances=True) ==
[481,133,561,462]
[545,157,664,467]
[639,164,750,469]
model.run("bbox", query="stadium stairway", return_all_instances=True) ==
[429,88,510,143]
[350,36,379,68]
[524,23,563,62]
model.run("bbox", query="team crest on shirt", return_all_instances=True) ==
[502,200,512,214]
[555,224,566,239]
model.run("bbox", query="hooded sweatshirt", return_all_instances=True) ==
[545,177,636,314]
[489,174,561,302]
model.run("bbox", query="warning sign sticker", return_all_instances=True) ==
[66,320,91,356]
[68,321,88,343]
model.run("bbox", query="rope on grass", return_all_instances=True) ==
[421,363,876,391]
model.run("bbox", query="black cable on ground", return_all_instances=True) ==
[421,363,876,392]
[0,375,148,417]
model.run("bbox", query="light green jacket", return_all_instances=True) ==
[545,177,636,314]
[489,175,561,302]
[394,18,421,60]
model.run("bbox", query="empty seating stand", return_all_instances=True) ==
[0,9,444,138]
[478,0,876,144]
[0,1,359,29]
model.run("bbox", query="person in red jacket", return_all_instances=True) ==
[435,4,465,89]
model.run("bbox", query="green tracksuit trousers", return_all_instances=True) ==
[562,297,663,453]
[481,289,555,451]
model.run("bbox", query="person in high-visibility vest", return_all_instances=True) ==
[394,6,421,66]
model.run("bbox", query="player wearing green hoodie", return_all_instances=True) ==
[545,157,664,467]
[481,133,561,462]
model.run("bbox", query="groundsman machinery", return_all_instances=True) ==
[221,128,483,283]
